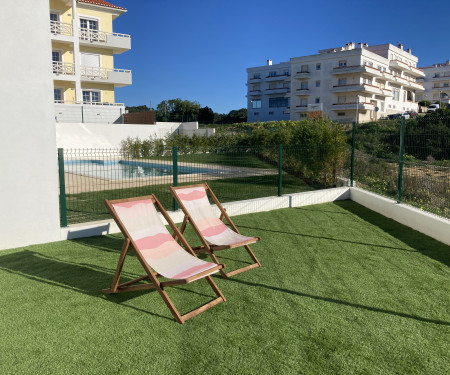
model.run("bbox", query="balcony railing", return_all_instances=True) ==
[79,28,130,43]
[50,21,73,36]
[80,66,132,86]
[53,61,75,75]
[54,100,125,106]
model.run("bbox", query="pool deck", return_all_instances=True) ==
[63,159,277,194]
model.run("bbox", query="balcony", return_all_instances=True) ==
[294,71,311,79]
[331,102,375,110]
[390,60,425,77]
[332,65,382,77]
[248,90,261,96]
[431,86,450,92]
[52,62,76,81]
[80,66,132,87]
[50,21,74,42]
[79,29,131,54]
[265,87,290,95]
[431,74,450,81]
[248,77,261,84]
[295,88,310,95]
[294,105,308,112]
[266,74,290,82]
[331,84,393,97]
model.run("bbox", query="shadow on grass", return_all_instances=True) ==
[0,249,182,322]
[334,200,450,267]
[228,278,450,327]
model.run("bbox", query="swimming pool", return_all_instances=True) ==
[64,160,221,180]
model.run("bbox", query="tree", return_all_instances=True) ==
[155,98,200,122]
[126,105,150,113]
[198,106,215,123]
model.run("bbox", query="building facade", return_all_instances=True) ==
[50,0,132,123]
[416,61,450,105]
[247,43,424,123]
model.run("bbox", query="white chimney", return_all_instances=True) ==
[398,43,403,50]
[357,42,363,48]
[446,60,450,66]
[406,48,411,53]
[364,43,368,47]
[267,59,272,66]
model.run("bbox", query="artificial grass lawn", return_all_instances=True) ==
[1,201,449,374]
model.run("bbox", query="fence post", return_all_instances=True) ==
[173,146,178,211]
[350,121,356,187]
[278,144,283,197]
[397,117,405,203]
[57,148,67,227]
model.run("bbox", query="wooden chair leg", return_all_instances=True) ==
[102,238,130,293]
[157,287,184,324]
[244,244,261,267]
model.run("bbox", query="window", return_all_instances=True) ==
[254,112,259,116]
[315,97,320,104]
[393,89,399,101]
[269,83,277,89]
[80,18,99,41]
[252,84,260,91]
[339,60,347,67]
[444,82,449,87]
[300,98,307,106]
[299,113,307,119]
[300,82,308,89]
[381,102,385,112]
[337,112,346,116]
[54,89,62,102]
[50,13,58,22]
[338,96,346,104]
[83,90,100,104]
[252,100,261,109]
[283,82,290,89]
[269,71,277,77]
[253,73,261,79]
[338,78,346,85]
[301,64,308,72]
[316,80,320,87]
[269,112,274,115]
[269,97,288,108]
[284,70,290,76]
[316,63,321,70]
[52,51,61,73]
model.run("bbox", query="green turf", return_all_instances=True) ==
[1,201,449,374]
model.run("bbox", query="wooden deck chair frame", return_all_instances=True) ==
[170,183,261,278]
[103,194,226,324]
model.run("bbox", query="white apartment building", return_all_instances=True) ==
[246,60,291,123]
[247,43,425,123]
[416,61,450,105]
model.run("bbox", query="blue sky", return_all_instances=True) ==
[112,0,448,114]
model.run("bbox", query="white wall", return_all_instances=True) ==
[0,0,61,250]
[55,122,214,149]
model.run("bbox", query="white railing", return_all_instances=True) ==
[53,61,75,75]
[79,28,131,43]
[54,100,125,106]
[80,66,131,80]
[50,21,73,36]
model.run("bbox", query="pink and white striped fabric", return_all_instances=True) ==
[174,186,258,246]
[112,199,218,280]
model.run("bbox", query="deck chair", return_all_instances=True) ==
[103,195,226,324]
[170,183,261,278]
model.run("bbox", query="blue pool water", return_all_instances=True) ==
[64,160,220,180]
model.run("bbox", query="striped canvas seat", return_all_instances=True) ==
[174,186,258,247]
[103,194,226,324]
[112,198,219,279]
[170,183,261,278]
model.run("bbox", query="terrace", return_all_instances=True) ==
[1,197,449,373]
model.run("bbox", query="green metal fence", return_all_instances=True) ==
[58,144,349,226]
[352,115,450,218]
[57,117,449,226]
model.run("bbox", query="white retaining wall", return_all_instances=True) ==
[55,122,215,149]
[350,188,450,246]
[0,0,61,250]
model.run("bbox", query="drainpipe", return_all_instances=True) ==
[72,0,82,104]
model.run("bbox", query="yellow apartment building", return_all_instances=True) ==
[49,0,131,123]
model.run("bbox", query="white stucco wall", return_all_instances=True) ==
[0,0,61,250]
[55,122,214,149]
